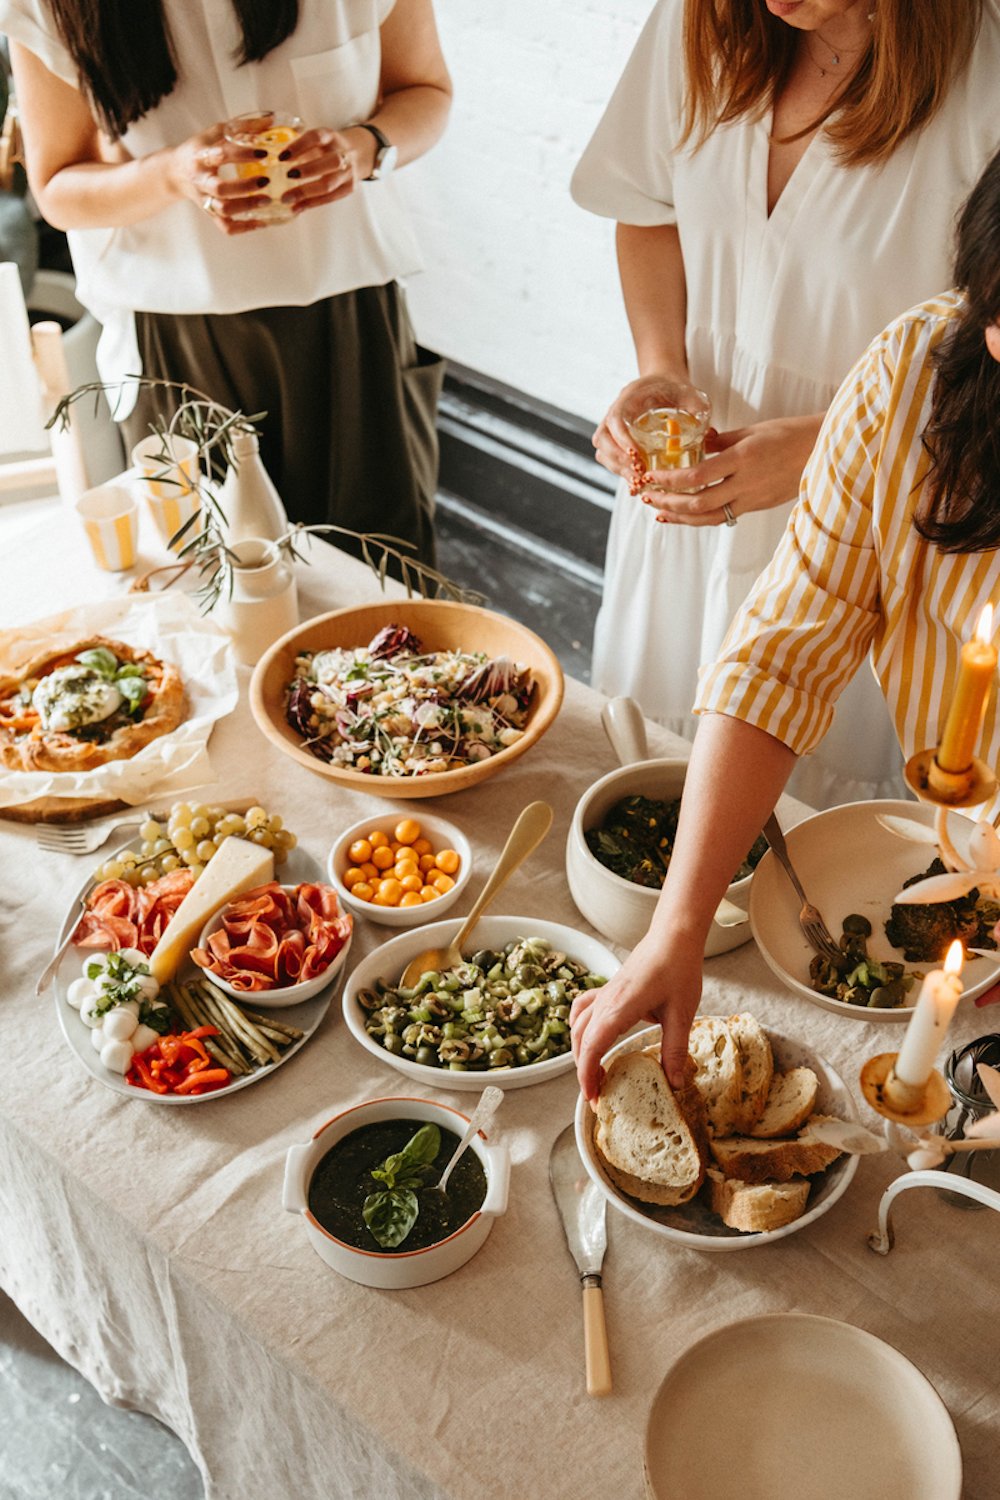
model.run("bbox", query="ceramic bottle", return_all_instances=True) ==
[219,429,288,543]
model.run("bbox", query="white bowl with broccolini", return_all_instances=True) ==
[342,915,621,1091]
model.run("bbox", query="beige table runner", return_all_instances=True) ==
[1,512,997,1500]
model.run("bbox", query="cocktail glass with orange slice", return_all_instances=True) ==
[222,111,304,224]
[625,384,712,479]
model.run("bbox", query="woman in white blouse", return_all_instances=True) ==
[573,0,1000,808]
[3,0,451,566]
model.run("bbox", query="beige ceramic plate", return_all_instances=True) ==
[644,1314,962,1500]
[749,799,1000,1020]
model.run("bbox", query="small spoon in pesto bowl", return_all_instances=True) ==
[427,1085,504,1203]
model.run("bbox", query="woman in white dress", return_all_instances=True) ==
[572,0,1000,808]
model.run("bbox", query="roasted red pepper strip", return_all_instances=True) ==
[174,1068,230,1094]
[129,1052,168,1094]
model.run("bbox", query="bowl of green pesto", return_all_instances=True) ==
[282,1095,510,1288]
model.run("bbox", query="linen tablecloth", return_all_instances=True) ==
[1,506,998,1500]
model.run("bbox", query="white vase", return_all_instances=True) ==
[216,537,298,665]
[219,429,288,543]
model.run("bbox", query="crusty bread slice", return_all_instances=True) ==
[726,1012,774,1131]
[599,1153,702,1207]
[748,1067,819,1139]
[595,1051,706,1206]
[708,1123,842,1185]
[707,1168,811,1233]
[687,1017,745,1136]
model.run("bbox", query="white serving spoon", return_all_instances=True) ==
[427,1085,504,1202]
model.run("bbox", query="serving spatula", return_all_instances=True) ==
[549,1123,612,1396]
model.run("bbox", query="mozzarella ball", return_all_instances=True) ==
[82,954,109,981]
[103,1007,139,1042]
[118,948,148,968]
[133,974,160,1003]
[130,1023,159,1053]
[100,1038,134,1074]
[79,992,106,1029]
[67,977,97,1011]
[91,1025,106,1053]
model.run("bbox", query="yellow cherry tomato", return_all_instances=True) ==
[359,861,379,882]
[418,853,437,872]
[368,830,390,849]
[343,867,366,889]
[412,837,432,856]
[400,892,424,908]
[348,839,372,865]
[434,849,460,875]
[372,845,395,871]
[352,882,374,901]
[420,885,441,901]
[394,818,421,846]
[377,877,403,904]
[400,873,423,893]
[432,872,456,894]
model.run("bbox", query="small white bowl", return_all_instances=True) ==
[196,883,353,1008]
[575,1023,858,1251]
[342,914,621,1091]
[282,1095,510,1288]
[327,810,472,928]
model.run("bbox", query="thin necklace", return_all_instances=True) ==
[805,28,867,76]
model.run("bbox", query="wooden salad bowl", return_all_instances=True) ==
[249,598,565,799]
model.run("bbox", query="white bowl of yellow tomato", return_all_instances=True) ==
[327,812,472,927]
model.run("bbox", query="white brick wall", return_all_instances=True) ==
[402,0,650,424]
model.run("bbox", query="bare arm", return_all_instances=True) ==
[571,714,797,1096]
[281,0,452,212]
[10,42,268,234]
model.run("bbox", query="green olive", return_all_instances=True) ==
[842,913,873,937]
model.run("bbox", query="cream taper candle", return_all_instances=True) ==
[894,941,964,1089]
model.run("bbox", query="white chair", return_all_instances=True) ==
[0,258,89,502]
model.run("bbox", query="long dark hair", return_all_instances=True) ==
[45,0,299,139]
[917,149,1000,554]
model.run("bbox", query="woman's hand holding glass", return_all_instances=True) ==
[640,414,824,527]
[592,372,694,483]
[278,126,367,215]
[167,124,273,235]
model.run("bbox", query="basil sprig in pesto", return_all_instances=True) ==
[362,1123,441,1249]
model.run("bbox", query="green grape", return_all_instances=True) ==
[268,813,283,832]
[160,854,181,873]
[181,846,201,866]
[170,803,193,827]
[208,806,227,823]
[120,851,139,868]
[173,827,195,851]
[187,862,206,879]
[245,806,268,829]
[272,828,294,851]
[100,858,125,880]
[140,840,156,859]
[189,815,210,839]
[191,803,210,821]
[140,819,162,842]
[123,867,143,887]
[249,828,273,847]
[274,847,288,866]
[152,837,173,856]
[139,867,160,886]
[196,838,217,863]
[217,814,245,838]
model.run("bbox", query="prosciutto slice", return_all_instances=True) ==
[191,881,352,991]
[73,869,195,955]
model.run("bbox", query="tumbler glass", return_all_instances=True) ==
[222,111,304,224]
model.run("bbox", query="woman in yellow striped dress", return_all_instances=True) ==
[572,148,1000,1099]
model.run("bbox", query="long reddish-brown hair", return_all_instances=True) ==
[680,0,983,166]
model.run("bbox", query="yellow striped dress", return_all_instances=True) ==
[696,291,1000,817]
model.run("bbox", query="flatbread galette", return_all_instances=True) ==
[0,636,184,772]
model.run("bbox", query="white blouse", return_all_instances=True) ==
[571,0,1000,807]
[0,0,423,398]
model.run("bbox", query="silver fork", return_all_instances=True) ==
[35,812,145,856]
[762,812,845,966]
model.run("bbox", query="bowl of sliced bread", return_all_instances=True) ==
[574,1013,859,1249]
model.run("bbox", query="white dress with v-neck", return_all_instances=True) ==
[572,0,1000,807]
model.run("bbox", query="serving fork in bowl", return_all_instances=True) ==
[762,812,844,967]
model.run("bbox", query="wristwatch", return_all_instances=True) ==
[357,122,398,181]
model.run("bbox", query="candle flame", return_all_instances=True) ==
[945,939,964,977]
[975,603,994,645]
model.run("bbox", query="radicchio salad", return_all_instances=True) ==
[284,625,534,776]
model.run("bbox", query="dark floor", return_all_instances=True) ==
[0,500,600,1500]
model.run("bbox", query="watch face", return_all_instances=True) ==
[375,142,399,178]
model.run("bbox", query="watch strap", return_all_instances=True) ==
[357,121,391,179]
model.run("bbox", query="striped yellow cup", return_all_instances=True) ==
[131,433,203,553]
[75,483,139,572]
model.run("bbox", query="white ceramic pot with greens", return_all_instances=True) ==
[282,1096,510,1289]
[566,697,758,958]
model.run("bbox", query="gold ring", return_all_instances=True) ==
[723,503,737,527]
[202,195,216,215]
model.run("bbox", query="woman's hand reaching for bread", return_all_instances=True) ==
[640,414,824,525]
[571,928,703,1102]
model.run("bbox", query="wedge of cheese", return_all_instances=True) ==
[148,836,275,983]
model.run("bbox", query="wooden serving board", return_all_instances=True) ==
[0,794,129,824]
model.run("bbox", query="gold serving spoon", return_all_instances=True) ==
[398,800,553,989]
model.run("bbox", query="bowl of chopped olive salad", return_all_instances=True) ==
[567,757,766,958]
[749,799,1000,1019]
[342,915,620,1090]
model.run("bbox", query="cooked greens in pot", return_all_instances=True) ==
[356,937,604,1071]
[585,794,767,889]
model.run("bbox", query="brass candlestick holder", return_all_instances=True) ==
[859,1052,951,1129]
[903,747,997,808]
